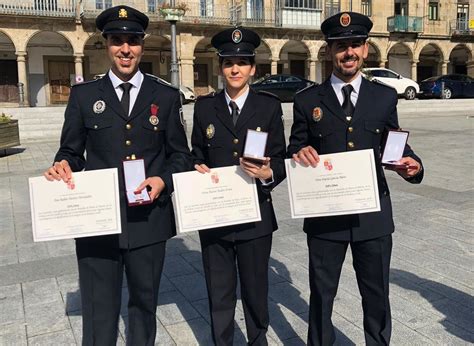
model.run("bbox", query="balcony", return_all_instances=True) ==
[387,15,423,33]
[450,19,473,36]
[0,0,76,18]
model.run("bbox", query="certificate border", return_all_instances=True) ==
[286,149,381,219]
[172,166,262,233]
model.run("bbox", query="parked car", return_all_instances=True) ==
[251,74,315,102]
[362,67,420,100]
[419,74,474,99]
[92,73,196,104]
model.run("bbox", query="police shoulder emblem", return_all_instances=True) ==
[312,107,323,122]
[119,8,127,18]
[232,29,242,44]
[93,100,106,114]
[340,13,351,27]
[206,124,215,139]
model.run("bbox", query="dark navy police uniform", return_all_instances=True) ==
[287,12,424,346]
[53,6,191,345]
[191,28,286,345]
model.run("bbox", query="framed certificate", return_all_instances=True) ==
[172,166,261,233]
[242,129,268,164]
[123,158,152,206]
[382,130,416,169]
[286,149,380,219]
[29,168,122,242]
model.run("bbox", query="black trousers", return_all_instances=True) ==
[76,240,166,346]
[307,234,392,346]
[200,233,273,346]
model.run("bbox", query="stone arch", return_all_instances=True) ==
[448,43,472,75]
[193,36,216,95]
[279,39,310,79]
[255,38,273,79]
[261,37,287,61]
[0,30,20,103]
[386,42,415,78]
[366,40,381,67]
[416,42,444,81]
[317,42,331,82]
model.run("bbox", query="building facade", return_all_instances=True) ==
[0,0,472,106]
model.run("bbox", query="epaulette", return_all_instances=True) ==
[255,90,280,100]
[296,83,317,94]
[145,73,179,90]
[197,91,216,100]
[72,79,99,87]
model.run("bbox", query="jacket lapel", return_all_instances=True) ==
[214,91,238,137]
[319,79,347,125]
[352,77,371,125]
[235,89,257,133]
[98,75,127,121]
[128,76,157,121]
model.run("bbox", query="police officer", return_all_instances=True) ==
[191,28,286,345]
[43,5,191,345]
[287,12,424,345]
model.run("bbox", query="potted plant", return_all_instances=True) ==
[159,2,189,21]
[0,112,20,150]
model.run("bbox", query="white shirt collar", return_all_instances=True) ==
[108,69,143,90]
[224,86,250,112]
[330,72,362,95]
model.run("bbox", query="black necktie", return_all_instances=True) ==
[229,101,239,126]
[342,84,354,117]
[120,83,132,116]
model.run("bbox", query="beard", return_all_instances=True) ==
[334,56,361,77]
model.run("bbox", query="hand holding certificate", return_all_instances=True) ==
[29,168,121,242]
[172,166,261,233]
[286,149,380,219]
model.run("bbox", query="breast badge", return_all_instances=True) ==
[93,100,106,114]
[149,104,159,126]
[206,124,215,139]
[312,107,323,122]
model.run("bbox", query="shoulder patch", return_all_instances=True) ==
[72,79,99,88]
[296,83,317,95]
[145,73,179,90]
[255,90,281,100]
[197,91,216,100]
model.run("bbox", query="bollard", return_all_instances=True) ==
[440,81,445,99]
[17,82,25,106]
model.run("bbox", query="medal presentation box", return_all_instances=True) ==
[382,130,416,169]
[242,129,268,164]
[123,158,152,206]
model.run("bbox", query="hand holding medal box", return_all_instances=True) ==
[242,128,268,164]
[123,158,152,206]
[382,130,417,170]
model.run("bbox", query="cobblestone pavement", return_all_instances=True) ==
[0,102,473,345]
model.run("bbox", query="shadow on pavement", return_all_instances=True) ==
[0,147,25,157]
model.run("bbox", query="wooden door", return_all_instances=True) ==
[49,61,74,104]
[194,64,209,96]
[0,60,19,102]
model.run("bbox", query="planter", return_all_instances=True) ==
[0,119,20,150]
[159,8,185,22]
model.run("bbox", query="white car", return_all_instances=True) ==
[362,68,420,100]
[92,73,196,104]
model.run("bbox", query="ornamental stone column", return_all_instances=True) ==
[74,54,84,83]
[271,58,279,75]
[308,58,317,82]
[410,60,419,82]
[16,51,29,106]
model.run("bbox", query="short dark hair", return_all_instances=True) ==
[219,56,256,66]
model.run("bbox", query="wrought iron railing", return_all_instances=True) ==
[0,0,76,17]
[387,15,423,33]
[450,19,473,35]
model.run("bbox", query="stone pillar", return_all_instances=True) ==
[74,54,84,83]
[180,58,194,90]
[440,60,449,75]
[16,51,29,106]
[308,58,317,82]
[411,60,418,82]
[271,58,279,75]
[467,60,474,78]
[379,59,387,68]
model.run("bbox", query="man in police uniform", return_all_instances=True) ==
[191,28,286,345]
[43,5,191,345]
[287,12,424,345]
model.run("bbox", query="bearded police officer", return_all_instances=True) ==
[287,12,424,345]
[191,27,286,345]
[44,5,191,345]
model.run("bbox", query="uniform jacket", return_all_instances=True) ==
[191,88,286,241]
[54,73,191,249]
[287,77,424,241]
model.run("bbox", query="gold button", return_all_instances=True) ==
[153,126,158,131]
[126,140,131,146]
[233,151,238,157]
[126,156,130,160]
[348,141,355,148]
[131,154,136,160]
[93,125,98,129]
[346,116,352,122]
[126,124,132,130]
[375,128,380,133]
[348,127,353,132]
[233,138,239,144]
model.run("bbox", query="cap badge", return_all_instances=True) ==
[340,13,351,27]
[93,100,106,114]
[232,29,242,44]
[119,8,127,18]
[206,124,215,139]
[312,107,323,122]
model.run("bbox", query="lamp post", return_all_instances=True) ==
[169,0,179,88]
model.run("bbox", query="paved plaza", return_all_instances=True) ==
[0,100,473,345]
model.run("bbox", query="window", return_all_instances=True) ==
[394,0,408,16]
[361,0,372,17]
[96,0,112,10]
[148,0,165,12]
[200,0,214,16]
[428,1,439,20]
[247,0,264,20]
[285,0,319,9]
[325,0,339,17]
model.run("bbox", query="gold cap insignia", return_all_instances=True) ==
[312,107,323,122]
[119,8,127,18]
[340,13,351,27]
[206,124,215,139]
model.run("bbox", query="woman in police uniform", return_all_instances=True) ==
[191,28,286,345]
